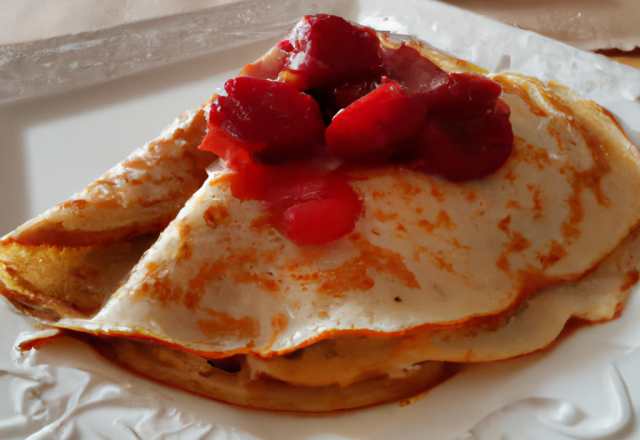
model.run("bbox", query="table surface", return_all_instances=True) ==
[2,0,640,52]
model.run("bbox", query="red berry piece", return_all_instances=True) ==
[311,79,380,122]
[414,99,513,181]
[279,15,383,89]
[240,46,290,81]
[419,72,503,120]
[201,77,326,163]
[325,81,426,161]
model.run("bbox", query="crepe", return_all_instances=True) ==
[3,15,640,412]
[0,108,212,319]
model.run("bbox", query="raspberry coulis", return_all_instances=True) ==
[199,14,514,246]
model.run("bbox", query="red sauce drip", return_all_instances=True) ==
[225,157,362,246]
[200,14,515,245]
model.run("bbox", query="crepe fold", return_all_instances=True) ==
[0,109,212,320]
[2,27,640,412]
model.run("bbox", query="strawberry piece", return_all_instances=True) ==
[419,72,503,120]
[201,77,325,163]
[310,79,380,122]
[279,15,383,89]
[414,99,513,181]
[325,81,426,161]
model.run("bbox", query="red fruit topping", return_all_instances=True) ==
[200,14,516,246]
[200,77,325,163]
[284,198,360,245]
[325,81,426,161]
[279,15,383,89]
[413,99,513,181]
[227,160,362,246]
[199,119,266,163]
[419,72,503,120]
[310,79,380,122]
[381,45,449,94]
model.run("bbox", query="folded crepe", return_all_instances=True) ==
[2,15,640,412]
[0,108,212,319]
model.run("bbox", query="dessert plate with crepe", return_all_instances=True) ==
[1,1,640,438]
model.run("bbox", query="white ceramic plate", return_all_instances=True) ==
[1,1,640,439]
